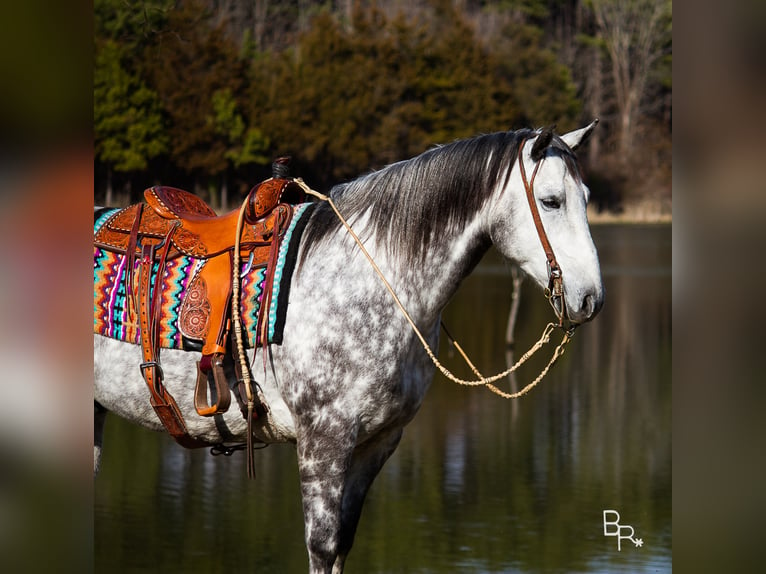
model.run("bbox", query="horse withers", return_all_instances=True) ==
[94,123,603,573]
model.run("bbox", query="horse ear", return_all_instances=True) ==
[561,119,599,151]
[531,126,555,162]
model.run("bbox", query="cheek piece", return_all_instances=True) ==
[517,140,572,333]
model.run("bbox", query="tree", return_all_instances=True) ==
[394,3,518,144]
[144,0,255,202]
[94,39,168,203]
[480,0,582,130]
[92,0,671,215]
[208,88,270,208]
[94,0,172,44]
[586,0,672,158]
[250,4,525,186]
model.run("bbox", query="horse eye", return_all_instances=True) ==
[541,197,561,210]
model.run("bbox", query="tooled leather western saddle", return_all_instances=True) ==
[94,158,306,447]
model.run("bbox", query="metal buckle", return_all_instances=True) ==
[140,360,164,380]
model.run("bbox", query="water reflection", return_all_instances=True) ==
[95,225,671,573]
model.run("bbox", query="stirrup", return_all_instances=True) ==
[194,353,232,416]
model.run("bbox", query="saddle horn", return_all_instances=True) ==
[272,156,291,179]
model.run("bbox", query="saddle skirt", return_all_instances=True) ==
[94,202,314,350]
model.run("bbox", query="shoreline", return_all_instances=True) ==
[587,204,672,225]
[588,213,672,225]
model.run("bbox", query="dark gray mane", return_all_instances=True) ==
[301,128,580,267]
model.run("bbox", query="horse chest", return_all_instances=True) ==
[270,245,440,435]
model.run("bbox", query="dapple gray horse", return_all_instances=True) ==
[95,123,603,573]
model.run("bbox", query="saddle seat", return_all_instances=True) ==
[146,187,251,256]
[139,178,305,259]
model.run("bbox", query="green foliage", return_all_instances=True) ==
[250,5,530,183]
[142,1,257,176]
[210,88,271,168]
[93,0,669,210]
[489,0,551,20]
[486,5,581,130]
[94,40,167,172]
[94,0,172,51]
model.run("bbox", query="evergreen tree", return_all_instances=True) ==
[209,87,270,208]
[143,0,269,206]
[94,39,168,202]
[250,4,526,185]
[92,0,671,215]
[483,0,581,130]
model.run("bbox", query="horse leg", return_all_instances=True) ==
[296,422,359,574]
[94,401,108,477]
[332,428,404,574]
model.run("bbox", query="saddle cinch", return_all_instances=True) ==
[95,161,306,447]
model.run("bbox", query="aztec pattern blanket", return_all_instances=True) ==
[94,203,314,350]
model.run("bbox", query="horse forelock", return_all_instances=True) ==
[301,129,541,268]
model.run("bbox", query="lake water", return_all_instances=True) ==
[94,224,671,573]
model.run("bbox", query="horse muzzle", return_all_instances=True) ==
[543,268,604,333]
[557,284,604,329]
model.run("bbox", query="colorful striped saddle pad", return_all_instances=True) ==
[94,202,315,351]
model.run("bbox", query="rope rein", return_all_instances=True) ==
[293,178,572,399]
[232,194,257,477]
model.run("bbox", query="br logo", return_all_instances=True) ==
[603,510,644,550]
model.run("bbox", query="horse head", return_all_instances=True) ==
[490,121,604,327]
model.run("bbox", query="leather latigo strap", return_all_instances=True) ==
[124,203,144,318]
[136,225,209,448]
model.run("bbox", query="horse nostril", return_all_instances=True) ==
[568,290,603,324]
[580,291,603,319]
[581,294,596,318]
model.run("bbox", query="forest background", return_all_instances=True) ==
[94,0,672,220]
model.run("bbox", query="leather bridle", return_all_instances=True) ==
[517,139,573,333]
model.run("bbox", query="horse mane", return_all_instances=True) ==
[300,128,580,268]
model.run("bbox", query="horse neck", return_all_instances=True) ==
[364,205,491,327]
[311,149,507,326]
